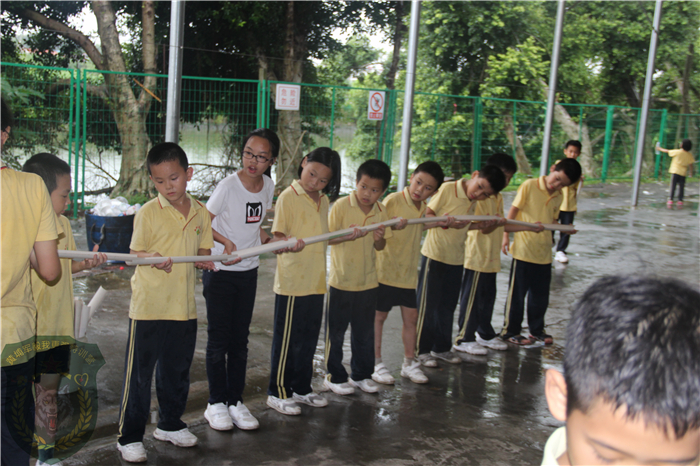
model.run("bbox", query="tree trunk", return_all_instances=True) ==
[552,104,596,178]
[275,1,305,193]
[503,114,532,175]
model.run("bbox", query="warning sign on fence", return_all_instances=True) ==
[367,91,385,121]
[275,84,301,111]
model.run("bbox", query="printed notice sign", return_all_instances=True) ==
[368,91,385,121]
[275,84,301,111]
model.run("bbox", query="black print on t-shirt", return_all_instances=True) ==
[246,202,263,223]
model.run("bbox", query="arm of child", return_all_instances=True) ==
[421,207,456,230]
[474,217,507,234]
[212,228,243,266]
[373,224,386,251]
[194,248,217,271]
[130,249,173,273]
[501,205,520,255]
[271,231,306,253]
[31,239,61,282]
[71,244,108,273]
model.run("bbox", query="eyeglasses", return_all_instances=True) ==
[242,151,271,164]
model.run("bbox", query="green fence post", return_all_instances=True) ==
[601,105,615,183]
[472,97,482,171]
[430,96,441,161]
[578,106,583,139]
[81,68,88,211]
[329,87,336,149]
[512,101,517,161]
[655,109,667,179]
[72,68,81,218]
[256,80,262,128]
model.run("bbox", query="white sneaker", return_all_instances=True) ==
[229,401,259,430]
[401,361,429,384]
[117,442,147,463]
[37,462,63,466]
[204,402,234,431]
[555,251,569,263]
[371,362,395,385]
[348,378,379,393]
[417,353,438,367]
[293,391,328,407]
[266,395,301,416]
[476,334,508,351]
[323,376,355,395]
[453,342,488,355]
[153,427,198,447]
[430,350,462,363]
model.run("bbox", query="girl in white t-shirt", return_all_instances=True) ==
[202,128,278,432]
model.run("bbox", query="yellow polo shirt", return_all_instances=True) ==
[328,192,393,292]
[1,167,59,366]
[420,180,476,266]
[377,188,427,289]
[31,215,75,340]
[464,194,504,273]
[129,193,214,321]
[510,177,561,265]
[272,180,330,296]
[668,149,695,177]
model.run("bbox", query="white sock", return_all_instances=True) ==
[403,357,415,367]
[375,357,382,365]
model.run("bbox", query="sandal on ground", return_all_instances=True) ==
[529,333,553,345]
[506,335,533,346]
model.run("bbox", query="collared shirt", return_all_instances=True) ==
[541,427,567,466]
[421,180,476,266]
[273,180,330,296]
[668,149,695,177]
[510,176,561,265]
[328,191,394,292]
[129,193,214,320]
[377,188,427,289]
[32,215,75,339]
[1,167,59,366]
[464,193,504,273]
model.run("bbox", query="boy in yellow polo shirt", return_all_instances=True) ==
[501,158,581,346]
[324,159,394,395]
[117,143,215,463]
[554,140,583,264]
[1,98,61,466]
[373,161,448,385]
[415,166,506,367]
[658,139,694,206]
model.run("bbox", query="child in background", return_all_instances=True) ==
[117,143,215,463]
[554,140,583,264]
[1,98,61,466]
[202,128,279,432]
[657,139,694,206]
[267,147,354,415]
[543,275,700,465]
[415,166,506,367]
[501,158,581,346]
[324,159,394,396]
[373,161,449,385]
[23,153,107,465]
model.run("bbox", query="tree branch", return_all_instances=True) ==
[15,7,104,69]
[139,1,157,107]
[46,79,109,101]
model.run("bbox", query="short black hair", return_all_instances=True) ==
[147,142,188,175]
[485,153,517,176]
[564,140,582,151]
[682,139,692,151]
[412,161,445,189]
[1,97,13,132]
[298,147,342,201]
[22,153,71,194]
[564,275,700,438]
[553,158,581,184]
[477,164,506,193]
[356,159,391,191]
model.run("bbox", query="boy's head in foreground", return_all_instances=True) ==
[681,139,692,152]
[147,142,192,205]
[407,161,444,204]
[547,158,581,194]
[545,275,700,465]
[485,153,517,186]
[355,159,392,208]
[563,140,582,160]
[23,153,72,216]
[463,164,506,201]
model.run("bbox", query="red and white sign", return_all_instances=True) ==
[367,91,385,120]
[275,84,301,110]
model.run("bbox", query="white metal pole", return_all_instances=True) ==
[165,0,186,143]
[540,0,566,175]
[631,0,663,207]
[397,0,421,191]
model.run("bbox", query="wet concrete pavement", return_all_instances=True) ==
[57,180,698,465]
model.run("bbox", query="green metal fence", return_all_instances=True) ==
[2,61,698,214]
